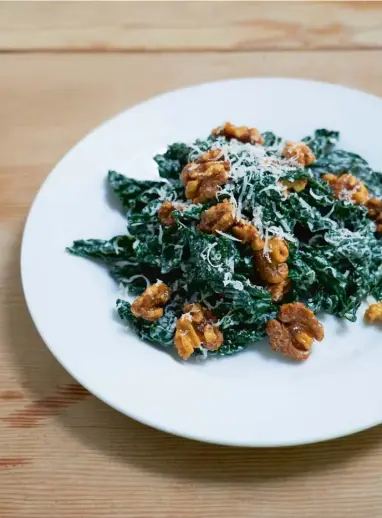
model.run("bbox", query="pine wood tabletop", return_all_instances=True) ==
[1,3,382,517]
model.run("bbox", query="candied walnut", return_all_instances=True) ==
[198,148,224,162]
[278,302,324,340]
[232,220,264,251]
[174,303,223,360]
[281,178,308,194]
[322,173,337,184]
[131,282,171,321]
[158,201,183,226]
[203,323,223,351]
[212,121,264,145]
[323,173,369,205]
[366,197,382,220]
[180,147,226,185]
[181,150,230,204]
[266,320,310,361]
[174,314,201,360]
[282,141,315,167]
[365,301,382,323]
[267,278,291,302]
[254,237,289,284]
[199,200,235,235]
[268,237,289,264]
[254,252,289,284]
[366,197,382,230]
[266,302,324,361]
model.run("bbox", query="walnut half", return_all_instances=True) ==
[254,238,289,284]
[181,149,230,204]
[212,122,264,145]
[232,220,264,252]
[366,197,382,232]
[323,173,369,205]
[131,282,171,321]
[158,201,183,226]
[199,200,235,235]
[281,178,308,194]
[266,302,324,361]
[174,303,223,360]
[365,301,382,323]
[267,278,291,302]
[282,141,315,167]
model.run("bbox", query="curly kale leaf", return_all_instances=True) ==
[223,326,266,348]
[160,226,184,274]
[110,264,159,296]
[262,131,282,148]
[154,143,190,181]
[67,236,135,262]
[173,204,205,224]
[215,282,275,327]
[108,170,183,213]
[116,298,180,346]
[302,129,340,159]
[182,227,240,287]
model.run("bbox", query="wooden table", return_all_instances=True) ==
[2,3,382,517]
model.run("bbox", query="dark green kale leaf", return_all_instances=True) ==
[116,298,180,347]
[110,264,159,296]
[262,131,282,148]
[214,281,275,327]
[182,227,240,288]
[154,143,190,181]
[288,193,334,233]
[108,170,183,213]
[223,326,266,350]
[173,204,205,224]
[312,149,370,176]
[302,129,340,159]
[67,236,134,262]
[160,226,184,274]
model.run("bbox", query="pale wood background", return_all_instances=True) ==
[2,2,382,518]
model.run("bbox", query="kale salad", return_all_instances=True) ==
[68,122,382,362]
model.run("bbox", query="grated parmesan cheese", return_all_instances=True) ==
[158,224,163,245]
[216,230,242,242]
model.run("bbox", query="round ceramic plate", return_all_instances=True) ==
[22,78,382,446]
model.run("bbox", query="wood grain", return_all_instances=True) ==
[1,1,382,51]
[1,49,382,517]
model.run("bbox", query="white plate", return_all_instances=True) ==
[22,78,382,447]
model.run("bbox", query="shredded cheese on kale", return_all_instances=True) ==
[68,128,382,357]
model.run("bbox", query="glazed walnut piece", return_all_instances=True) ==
[212,122,264,145]
[366,197,382,232]
[282,141,316,167]
[255,253,289,284]
[267,278,291,302]
[158,201,183,226]
[365,301,382,323]
[323,173,369,205]
[281,178,308,194]
[268,237,289,264]
[181,149,230,204]
[174,303,223,360]
[266,302,324,361]
[254,237,289,284]
[131,282,171,321]
[199,200,235,235]
[232,220,264,252]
